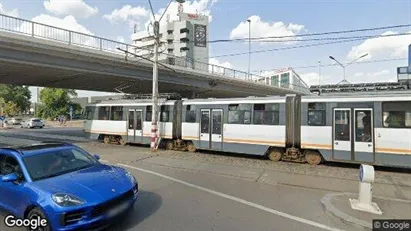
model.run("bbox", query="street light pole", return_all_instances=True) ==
[148,0,185,151]
[247,19,251,80]
[329,53,368,84]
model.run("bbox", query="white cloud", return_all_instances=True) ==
[350,69,395,83]
[117,36,125,43]
[209,57,233,74]
[44,0,98,18]
[129,0,217,39]
[0,2,19,17]
[103,5,149,29]
[30,14,93,35]
[229,15,305,44]
[347,31,411,61]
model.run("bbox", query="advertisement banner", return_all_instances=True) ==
[194,24,207,47]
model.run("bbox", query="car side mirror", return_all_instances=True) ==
[2,173,18,182]
[93,154,101,160]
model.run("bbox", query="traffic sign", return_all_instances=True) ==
[0,116,4,121]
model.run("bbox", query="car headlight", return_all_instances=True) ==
[51,193,85,207]
[125,170,137,184]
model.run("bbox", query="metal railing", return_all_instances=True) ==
[0,13,311,94]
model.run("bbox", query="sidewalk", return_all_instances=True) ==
[45,120,84,128]
[321,192,411,230]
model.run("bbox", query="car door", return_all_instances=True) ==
[1,156,30,216]
[0,154,8,208]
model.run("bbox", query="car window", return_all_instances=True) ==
[23,148,98,181]
[0,154,6,175]
[3,156,25,182]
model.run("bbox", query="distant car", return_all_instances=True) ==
[0,142,139,231]
[21,118,45,129]
[8,117,22,125]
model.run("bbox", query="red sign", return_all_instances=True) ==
[187,13,199,19]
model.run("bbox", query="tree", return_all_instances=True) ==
[36,88,78,120]
[4,101,19,116]
[0,84,31,113]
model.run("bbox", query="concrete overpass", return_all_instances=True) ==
[0,14,311,98]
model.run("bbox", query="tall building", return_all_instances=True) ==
[132,12,209,65]
[256,67,310,93]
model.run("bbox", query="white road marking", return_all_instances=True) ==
[117,163,343,231]
[100,160,109,163]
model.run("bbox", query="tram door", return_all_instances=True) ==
[128,109,143,143]
[200,109,223,150]
[332,108,374,162]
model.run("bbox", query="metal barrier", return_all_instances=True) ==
[0,13,311,93]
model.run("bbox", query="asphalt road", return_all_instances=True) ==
[1,127,410,231]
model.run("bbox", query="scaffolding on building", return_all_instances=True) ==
[310,81,411,95]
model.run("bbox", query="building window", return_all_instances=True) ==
[168,48,174,54]
[110,106,123,121]
[145,106,152,121]
[180,28,189,33]
[382,101,411,128]
[180,38,189,42]
[253,104,280,125]
[185,105,196,123]
[180,47,189,52]
[280,73,290,88]
[167,39,173,44]
[308,103,326,126]
[167,30,173,35]
[98,106,110,120]
[228,104,251,124]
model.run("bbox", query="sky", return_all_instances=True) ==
[1,0,410,101]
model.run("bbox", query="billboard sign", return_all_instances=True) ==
[194,24,207,47]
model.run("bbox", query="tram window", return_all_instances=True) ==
[85,106,96,120]
[185,105,196,123]
[160,105,170,122]
[200,111,210,133]
[355,111,372,142]
[228,104,252,124]
[145,106,152,121]
[253,103,280,125]
[382,101,411,128]
[334,110,350,141]
[308,103,326,126]
[97,106,110,120]
[110,106,123,121]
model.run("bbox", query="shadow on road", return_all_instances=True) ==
[110,190,163,230]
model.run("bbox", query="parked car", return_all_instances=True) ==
[8,117,23,125]
[21,118,45,128]
[0,142,139,231]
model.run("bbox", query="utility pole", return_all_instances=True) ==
[329,53,368,84]
[247,19,251,80]
[148,0,185,151]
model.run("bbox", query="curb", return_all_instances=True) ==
[321,193,411,230]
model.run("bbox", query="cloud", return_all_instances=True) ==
[129,0,217,39]
[347,31,411,61]
[229,15,305,44]
[103,5,149,29]
[350,69,395,83]
[117,36,125,43]
[209,57,233,74]
[0,2,19,17]
[44,0,98,18]
[30,14,93,35]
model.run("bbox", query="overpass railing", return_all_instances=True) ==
[0,13,311,94]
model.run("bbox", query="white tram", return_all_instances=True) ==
[83,94,411,168]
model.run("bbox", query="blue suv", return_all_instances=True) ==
[0,142,138,231]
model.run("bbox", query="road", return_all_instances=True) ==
[1,127,410,231]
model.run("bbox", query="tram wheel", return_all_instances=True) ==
[118,137,127,146]
[103,136,110,144]
[268,148,283,162]
[305,150,322,165]
[166,140,174,150]
[186,142,197,152]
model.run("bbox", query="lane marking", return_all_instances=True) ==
[117,163,343,231]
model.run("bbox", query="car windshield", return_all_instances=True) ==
[23,148,99,181]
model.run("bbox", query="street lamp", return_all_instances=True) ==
[247,19,251,80]
[329,53,368,84]
[148,0,185,151]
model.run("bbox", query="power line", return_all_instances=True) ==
[210,33,411,58]
[255,58,407,73]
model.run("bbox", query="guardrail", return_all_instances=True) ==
[0,13,311,94]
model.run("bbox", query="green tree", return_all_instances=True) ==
[5,101,19,116]
[36,88,78,119]
[0,84,31,113]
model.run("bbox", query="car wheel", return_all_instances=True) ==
[27,207,51,231]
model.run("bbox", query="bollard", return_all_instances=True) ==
[349,164,382,215]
